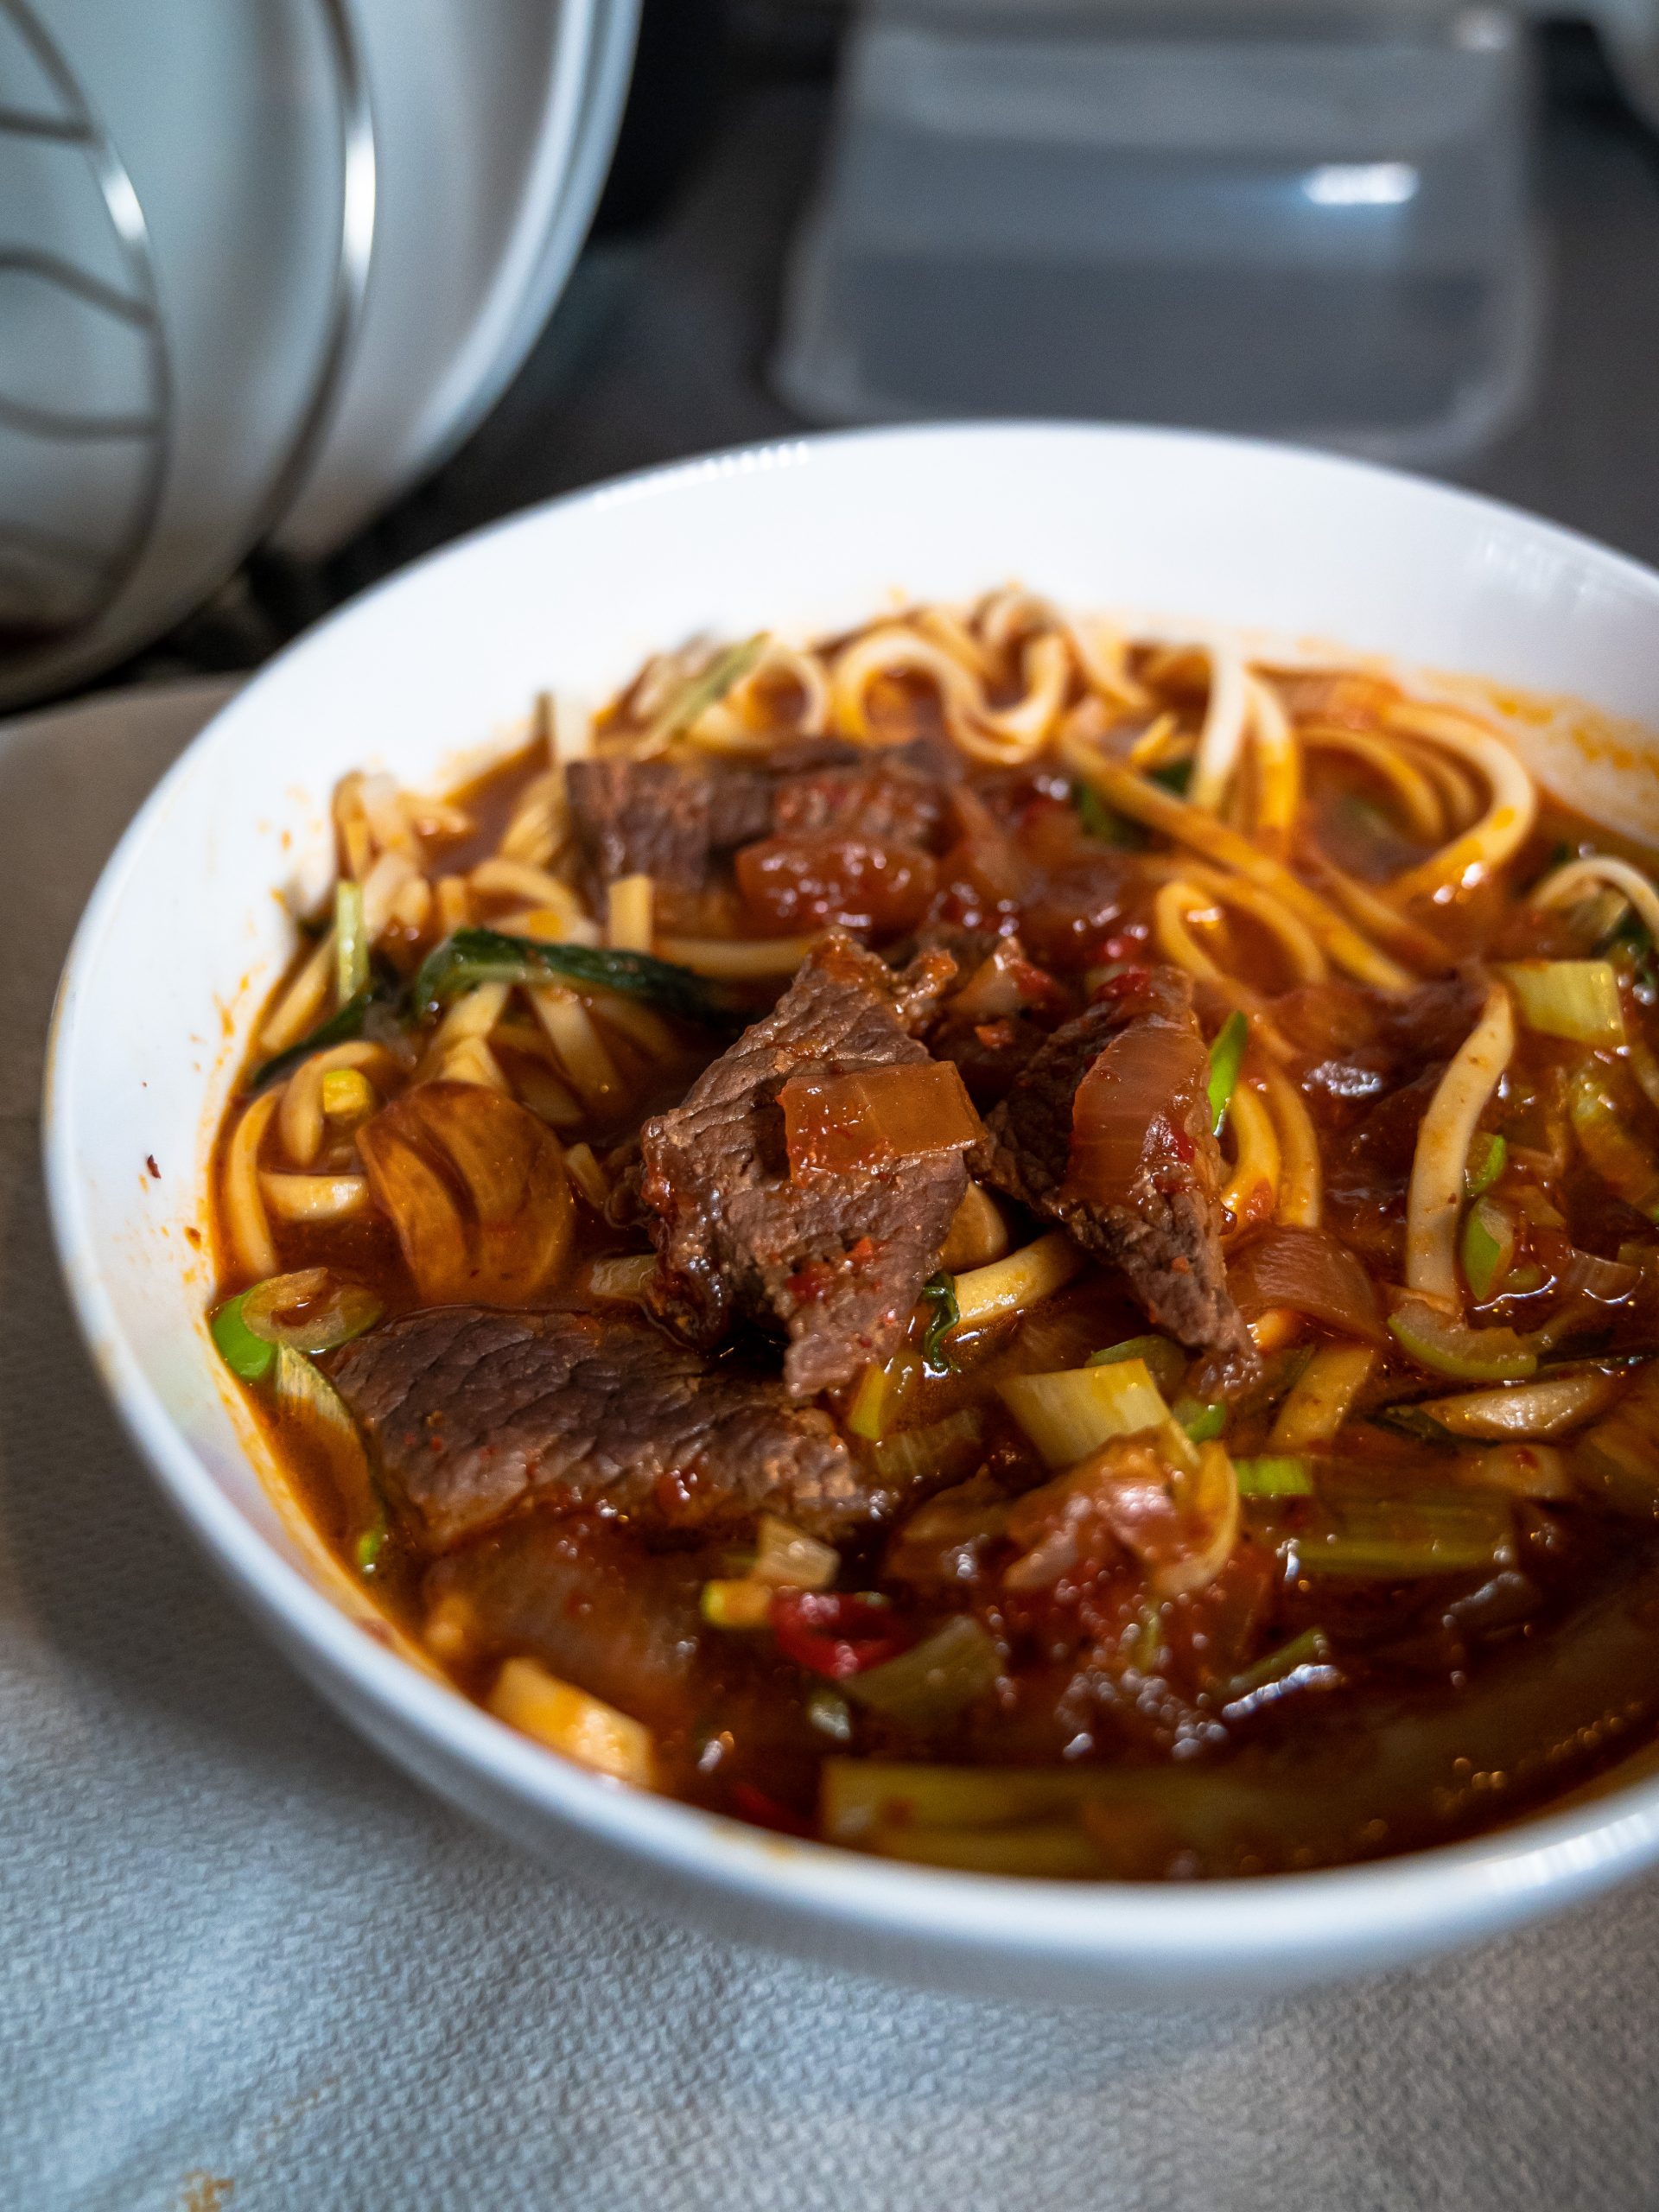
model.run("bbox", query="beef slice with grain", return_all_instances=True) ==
[985,965,1257,1379]
[637,932,967,1397]
[565,756,715,889]
[329,1303,866,1546]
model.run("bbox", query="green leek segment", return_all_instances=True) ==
[335,878,369,1005]
[1206,1010,1249,1135]
[1460,1196,1516,1303]
[211,1293,276,1382]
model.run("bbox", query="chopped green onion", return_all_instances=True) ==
[644,633,770,747]
[1149,758,1194,798]
[1499,959,1626,1046]
[1388,1298,1538,1382]
[842,1614,1001,1730]
[751,1513,839,1591]
[410,928,734,1028]
[1206,1010,1249,1136]
[847,1359,893,1441]
[1568,1065,1659,1220]
[1465,1131,1508,1198]
[1291,1492,1515,1579]
[249,981,385,1090]
[998,1357,1168,1469]
[1072,782,1141,847]
[1460,1195,1516,1303]
[1235,1454,1315,1498]
[334,879,368,1006]
[1219,1627,1333,1706]
[210,1292,276,1382]
[1611,912,1659,998]
[805,1686,854,1742]
[271,1344,375,1525]
[918,1273,959,1376]
[1089,1332,1185,1397]
[354,1510,388,1577]
[1173,1395,1227,1443]
[240,1268,384,1353]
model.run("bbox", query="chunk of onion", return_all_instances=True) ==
[780,1059,983,1178]
[1228,1226,1385,1345]
[240,1267,384,1352]
[1066,1019,1210,1208]
[357,1080,574,1305]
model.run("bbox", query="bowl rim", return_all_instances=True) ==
[42,416,1659,1979]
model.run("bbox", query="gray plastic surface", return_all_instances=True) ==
[775,5,1536,467]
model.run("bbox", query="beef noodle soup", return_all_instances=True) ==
[208,591,1659,1879]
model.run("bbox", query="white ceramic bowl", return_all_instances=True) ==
[43,423,1659,2003]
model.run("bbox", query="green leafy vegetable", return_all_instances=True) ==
[1611,911,1659,1000]
[1149,758,1194,798]
[1465,1131,1508,1199]
[410,927,734,1027]
[918,1273,960,1376]
[211,1293,276,1383]
[335,878,368,1005]
[250,981,387,1090]
[1071,782,1141,847]
[1206,1010,1249,1135]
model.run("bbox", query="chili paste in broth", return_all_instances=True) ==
[209,595,1659,1880]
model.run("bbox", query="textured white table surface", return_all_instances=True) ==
[6,683,1659,2212]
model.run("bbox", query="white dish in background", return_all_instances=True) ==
[456,0,643,450]
[271,0,603,558]
[0,0,346,705]
[44,423,1659,2002]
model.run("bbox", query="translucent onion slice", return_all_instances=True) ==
[240,1268,384,1352]
[357,1081,574,1305]
[1228,1225,1385,1344]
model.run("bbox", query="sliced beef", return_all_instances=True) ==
[985,967,1257,1378]
[329,1303,865,1546]
[566,756,713,889]
[638,933,965,1396]
[771,756,950,849]
[566,735,958,893]
[423,1516,705,1727]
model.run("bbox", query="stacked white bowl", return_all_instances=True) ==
[0,0,640,707]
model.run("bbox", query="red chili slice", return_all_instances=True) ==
[770,1591,912,1679]
[730,1782,817,1840]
